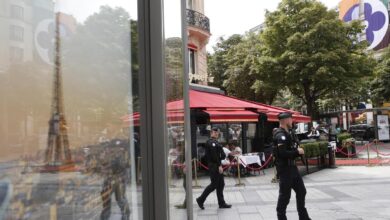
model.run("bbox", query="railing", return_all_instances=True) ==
[186,9,210,33]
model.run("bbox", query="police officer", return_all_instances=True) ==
[196,127,232,209]
[100,140,130,220]
[273,112,311,220]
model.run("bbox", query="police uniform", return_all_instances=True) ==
[273,113,311,220]
[196,128,231,209]
[100,141,130,220]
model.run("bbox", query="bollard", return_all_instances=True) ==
[235,157,245,187]
[193,159,201,188]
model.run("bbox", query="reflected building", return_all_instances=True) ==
[0,0,54,69]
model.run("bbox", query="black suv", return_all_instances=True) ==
[348,124,375,141]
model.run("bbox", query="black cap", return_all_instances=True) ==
[211,126,219,132]
[278,112,292,120]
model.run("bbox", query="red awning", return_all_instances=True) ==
[203,110,259,122]
[122,111,184,125]
[167,90,266,111]
[266,112,311,123]
[123,89,311,125]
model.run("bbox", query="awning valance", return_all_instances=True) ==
[266,112,311,123]
[203,110,259,122]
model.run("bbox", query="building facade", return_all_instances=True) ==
[186,0,211,85]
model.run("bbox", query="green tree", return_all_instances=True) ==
[63,6,137,134]
[208,34,242,89]
[224,33,279,104]
[165,37,184,101]
[260,0,373,119]
[371,48,390,105]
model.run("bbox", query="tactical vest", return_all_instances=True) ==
[272,128,296,167]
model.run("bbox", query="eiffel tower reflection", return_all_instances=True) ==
[42,12,75,172]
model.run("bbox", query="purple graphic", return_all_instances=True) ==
[343,1,388,47]
[343,4,359,22]
[364,3,386,44]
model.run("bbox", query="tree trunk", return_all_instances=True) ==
[306,98,319,121]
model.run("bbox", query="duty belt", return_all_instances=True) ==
[287,159,296,166]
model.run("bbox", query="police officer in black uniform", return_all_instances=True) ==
[196,127,232,209]
[100,140,130,220]
[273,112,311,220]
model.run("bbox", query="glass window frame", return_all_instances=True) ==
[10,4,24,20]
[138,0,192,219]
[9,25,24,42]
[189,48,196,75]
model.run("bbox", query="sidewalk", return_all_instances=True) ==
[170,166,390,220]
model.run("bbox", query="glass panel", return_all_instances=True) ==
[164,0,188,218]
[228,123,242,147]
[0,0,142,219]
[212,123,227,143]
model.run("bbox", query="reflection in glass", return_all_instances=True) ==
[0,1,141,219]
[164,0,188,219]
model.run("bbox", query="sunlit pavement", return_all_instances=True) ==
[170,166,390,220]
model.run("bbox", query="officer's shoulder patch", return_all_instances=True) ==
[212,143,216,147]
[281,136,286,140]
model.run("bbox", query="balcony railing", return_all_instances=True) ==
[186,9,210,33]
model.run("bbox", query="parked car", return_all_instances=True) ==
[348,124,375,141]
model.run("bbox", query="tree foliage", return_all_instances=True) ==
[223,33,279,104]
[165,37,184,101]
[259,0,374,119]
[208,34,242,89]
[63,6,137,127]
[371,48,390,105]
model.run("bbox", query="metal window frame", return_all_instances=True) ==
[181,0,194,218]
[138,0,169,219]
[138,0,192,219]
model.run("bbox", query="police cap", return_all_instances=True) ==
[278,112,292,120]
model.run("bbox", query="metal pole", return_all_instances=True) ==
[193,159,201,188]
[367,143,370,165]
[137,156,142,184]
[168,158,176,188]
[235,157,245,187]
[375,140,380,158]
[181,0,194,218]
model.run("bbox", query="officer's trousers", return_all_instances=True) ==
[101,177,130,220]
[197,168,226,206]
[276,167,310,220]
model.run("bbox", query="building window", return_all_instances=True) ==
[10,25,24,42]
[189,48,196,75]
[10,46,24,62]
[11,5,24,20]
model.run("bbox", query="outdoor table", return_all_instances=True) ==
[238,154,262,167]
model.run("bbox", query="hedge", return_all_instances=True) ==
[300,141,328,158]
[337,132,352,143]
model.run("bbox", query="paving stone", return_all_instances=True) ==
[172,166,390,219]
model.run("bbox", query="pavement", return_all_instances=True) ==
[170,166,390,220]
